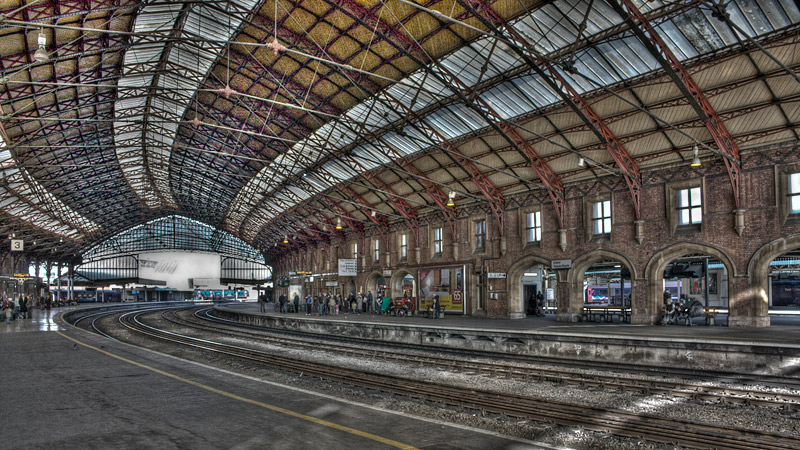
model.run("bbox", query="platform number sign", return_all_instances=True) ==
[10,239,23,252]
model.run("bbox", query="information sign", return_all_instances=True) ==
[10,239,23,252]
[487,272,506,279]
[551,259,572,269]
[338,258,357,276]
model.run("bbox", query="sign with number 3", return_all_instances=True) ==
[10,239,23,251]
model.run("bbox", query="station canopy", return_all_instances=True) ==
[0,0,798,264]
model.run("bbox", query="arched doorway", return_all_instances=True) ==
[570,250,636,323]
[344,279,356,297]
[507,255,553,319]
[364,271,383,297]
[646,243,735,325]
[390,270,416,299]
[748,235,800,326]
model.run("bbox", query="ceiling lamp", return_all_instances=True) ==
[34,30,48,63]
[335,218,343,230]
[577,157,585,167]
[690,144,701,167]
[446,191,456,207]
[283,235,289,244]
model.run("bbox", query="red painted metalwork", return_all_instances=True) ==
[613,0,742,209]
[460,0,642,220]
[330,0,551,232]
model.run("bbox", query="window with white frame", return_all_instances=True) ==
[400,233,407,259]
[526,211,541,243]
[592,200,611,235]
[352,242,358,259]
[677,187,702,225]
[790,173,800,214]
[374,238,380,261]
[433,227,443,255]
[475,219,486,251]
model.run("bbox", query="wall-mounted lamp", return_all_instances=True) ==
[577,157,585,167]
[34,30,49,63]
[690,144,701,167]
[446,191,456,207]
[335,217,343,230]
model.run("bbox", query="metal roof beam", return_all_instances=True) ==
[609,0,742,209]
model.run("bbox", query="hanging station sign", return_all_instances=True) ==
[10,239,23,251]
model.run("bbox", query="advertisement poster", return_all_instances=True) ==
[418,266,464,313]
[288,285,303,302]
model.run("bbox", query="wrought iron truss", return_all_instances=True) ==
[0,0,797,264]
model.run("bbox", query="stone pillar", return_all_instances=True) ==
[728,275,770,327]
[629,278,655,324]
[555,271,578,321]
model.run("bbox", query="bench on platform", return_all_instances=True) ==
[582,305,631,323]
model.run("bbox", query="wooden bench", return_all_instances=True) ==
[582,306,631,323]
[703,307,719,326]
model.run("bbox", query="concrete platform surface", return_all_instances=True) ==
[0,307,552,450]
[223,302,800,345]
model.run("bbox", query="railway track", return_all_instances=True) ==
[90,306,800,450]
[161,307,800,410]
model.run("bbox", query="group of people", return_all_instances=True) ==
[2,295,32,323]
[662,290,700,326]
[528,291,545,316]
[263,291,426,317]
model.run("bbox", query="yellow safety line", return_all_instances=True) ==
[57,331,419,450]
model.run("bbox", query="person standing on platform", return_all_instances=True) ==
[19,296,28,319]
[293,294,299,314]
[432,294,441,319]
[305,294,312,315]
[259,294,267,313]
[367,291,374,314]
[535,291,544,317]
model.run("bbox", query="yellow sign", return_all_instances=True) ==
[13,273,28,278]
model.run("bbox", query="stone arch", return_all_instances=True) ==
[389,268,415,299]
[746,234,800,321]
[645,242,737,324]
[507,254,554,319]
[568,249,637,322]
[364,270,382,295]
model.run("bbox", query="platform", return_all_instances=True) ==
[0,305,552,450]
[215,302,800,379]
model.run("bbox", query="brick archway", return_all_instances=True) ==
[389,268,415,299]
[507,254,554,319]
[746,234,800,324]
[645,242,737,325]
[567,249,637,323]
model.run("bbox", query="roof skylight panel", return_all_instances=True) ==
[450,103,486,130]
[382,132,421,156]
[483,83,533,119]
[656,21,701,60]
[777,0,800,22]
[351,146,384,170]
[513,74,560,108]
[570,48,622,87]
[428,109,466,138]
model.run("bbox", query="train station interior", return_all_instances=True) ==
[2,1,800,449]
